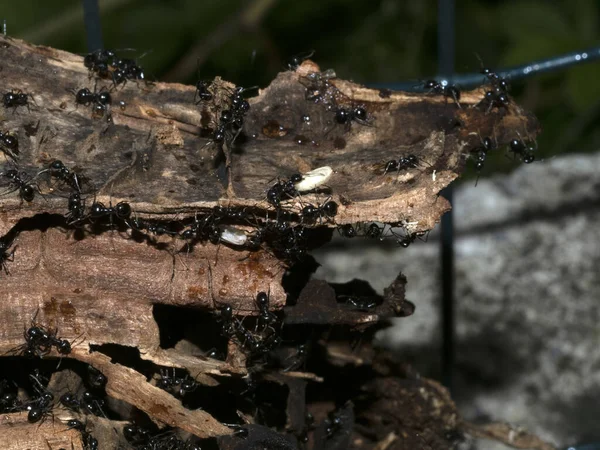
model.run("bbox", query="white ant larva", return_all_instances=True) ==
[294,166,333,192]
[219,226,248,246]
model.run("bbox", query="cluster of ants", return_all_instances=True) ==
[84,49,146,86]
[156,368,198,398]
[0,49,475,275]
[194,78,253,152]
[73,48,147,120]
[420,64,508,110]
[0,156,429,277]
[467,66,537,178]
[416,64,538,181]
[288,54,370,131]
[1,49,141,125]
[0,371,57,425]
[0,363,104,436]
[0,364,136,449]
[19,315,74,358]
[123,423,202,450]
[216,291,282,359]
[3,312,205,449]
[469,132,537,184]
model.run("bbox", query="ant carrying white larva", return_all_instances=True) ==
[293,166,333,193]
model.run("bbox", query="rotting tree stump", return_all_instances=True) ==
[0,36,553,450]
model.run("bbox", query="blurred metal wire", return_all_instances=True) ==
[437,0,455,392]
[82,0,103,52]
[375,46,600,92]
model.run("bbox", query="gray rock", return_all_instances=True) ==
[313,153,600,448]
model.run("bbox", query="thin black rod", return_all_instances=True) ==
[438,0,455,392]
[374,46,600,92]
[82,0,103,52]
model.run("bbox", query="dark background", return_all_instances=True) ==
[3,0,600,181]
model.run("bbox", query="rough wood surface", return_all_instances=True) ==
[0,35,544,449]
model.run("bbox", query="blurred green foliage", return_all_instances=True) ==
[2,0,599,181]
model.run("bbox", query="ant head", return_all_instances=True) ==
[115,201,131,219]
[353,105,367,121]
[323,199,338,217]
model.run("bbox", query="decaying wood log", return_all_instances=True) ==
[0,35,550,449]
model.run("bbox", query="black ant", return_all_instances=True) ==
[131,218,177,238]
[325,412,344,439]
[0,379,21,413]
[481,67,509,92]
[66,418,86,432]
[334,105,368,126]
[217,86,253,144]
[195,80,213,103]
[73,87,111,108]
[71,86,112,120]
[255,291,278,331]
[80,390,106,416]
[471,135,496,185]
[266,174,301,208]
[22,313,73,357]
[482,87,509,112]
[89,200,132,226]
[508,135,535,163]
[287,50,315,71]
[26,371,54,424]
[235,315,281,356]
[282,343,308,372]
[84,49,115,78]
[66,191,86,224]
[60,390,104,416]
[123,423,152,447]
[0,238,15,274]
[476,60,510,111]
[216,304,237,338]
[422,80,461,106]
[229,86,253,112]
[300,69,338,107]
[3,89,30,111]
[179,213,221,245]
[44,160,83,192]
[395,232,418,248]
[1,168,37,201]
[22,324,53,358]
[301,199,338,224]
[82,431,99,450]
[383,154,420,175]
[365,222,386,240]
[337,224,357,238]
[0,131,18,160]
[246,225,269,249]
[60,392,81,411]
[65,419,98,450]
[111,54,146,86]
[273,225,309,261]
[87,365,107,389]
[298,412,315,444]
[157,368,197,397]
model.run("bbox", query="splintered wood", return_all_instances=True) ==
[0,36,548,450]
